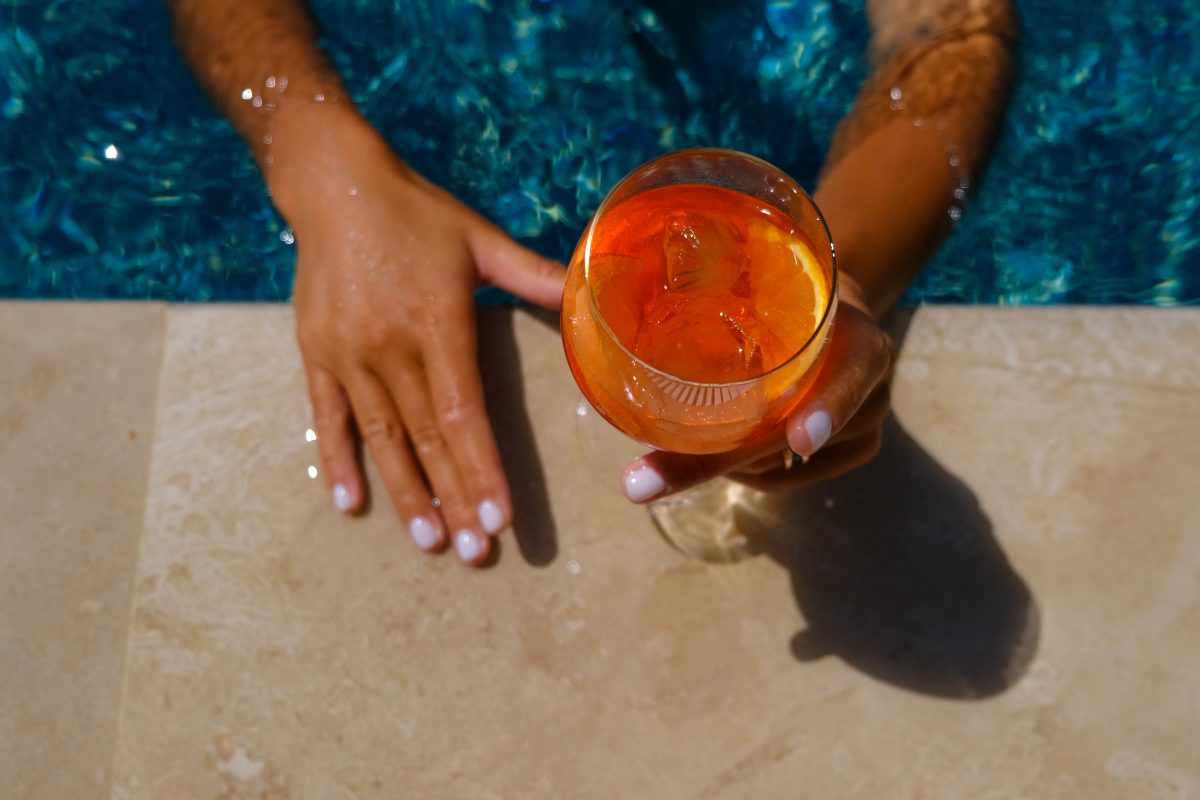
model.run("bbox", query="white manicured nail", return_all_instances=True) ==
[477,500,504,535]
[804,410,833,454]
[454,529,484,563]
[332,483,354,513]
[409,516,440,551]
[623,464,665,503]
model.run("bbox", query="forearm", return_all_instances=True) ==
[168,0,349,165]
[814,0,1018,317]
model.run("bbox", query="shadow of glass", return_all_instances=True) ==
[735,415,1040,699]
[476,307,559,566]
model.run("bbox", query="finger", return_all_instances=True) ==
[342,373,448,554]
[786,304,895,458]
[731,382,891,477]
[380,363,493,567]
[732,430,885,492]
[305,365,366,514]
[419,310,513,539]
[467,222,566,310]
[620,435,781,504]
[619,321,895,503]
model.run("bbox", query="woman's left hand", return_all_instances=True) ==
[619,274,896,503]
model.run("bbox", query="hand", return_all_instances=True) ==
[271,103,565,565]
[619,274,895,502]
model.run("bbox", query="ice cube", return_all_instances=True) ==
[634,294,770,381]
[662,211,747,293]
[590,253,651,347]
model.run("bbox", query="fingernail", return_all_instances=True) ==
[454,529,485,563]
[332,483,354,513]
[409,516,440,551]
[477,500,505,535]
[803,410,833,454]
[622,463,665,503]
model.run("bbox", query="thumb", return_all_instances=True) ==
[468,221,566,310]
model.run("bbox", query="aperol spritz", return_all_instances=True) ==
[562,149,836,456]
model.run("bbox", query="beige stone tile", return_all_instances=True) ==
[0,302,166,798]
[111,305,1199,799]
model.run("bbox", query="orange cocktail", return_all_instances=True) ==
[562,149,837,455]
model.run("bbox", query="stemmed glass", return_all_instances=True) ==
[561,148,837,561]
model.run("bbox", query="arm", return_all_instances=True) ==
[622,0,1018,498]
[170,1,566,565]
[168,0,346,167]
[817,0,1018,317]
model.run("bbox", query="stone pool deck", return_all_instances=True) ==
[2,303,1198,799]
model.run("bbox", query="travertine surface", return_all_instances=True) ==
[105,305,1198,799]
[2,303,1197,799]
[0,303,166,799]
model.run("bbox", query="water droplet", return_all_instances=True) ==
[265,75,277,89]
[251,95,263,108]
[305,428,317,442]
[566,560,582,575]
[948,207,963,222]
[431,496,442,508]
[889,86,903,101]
[280,229,295,245]
[103,144,119,160]
[307,465,319,479]
[263,133,273,145]
[241,87,253,101]
[949,154,961,168]
[314,92,325,103]
[347,185,358,197]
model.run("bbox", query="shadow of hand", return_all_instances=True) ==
[477,307,558,566]
[738,416,1040,699]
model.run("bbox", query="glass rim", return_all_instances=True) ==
[582,147,839,390]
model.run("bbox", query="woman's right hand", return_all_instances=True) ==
[268,102,565,566]
[618,273,895,502]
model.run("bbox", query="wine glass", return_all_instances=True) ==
[561,148,837,561]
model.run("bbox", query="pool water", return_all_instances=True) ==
[2,0,1197,305]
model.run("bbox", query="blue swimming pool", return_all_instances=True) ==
[1,0,1197,305]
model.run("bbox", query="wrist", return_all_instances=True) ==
[814,116,959,319]
[263,96,379,226]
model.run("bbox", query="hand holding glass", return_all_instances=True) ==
[561,149,838,558]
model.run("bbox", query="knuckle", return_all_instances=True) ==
[408,422,445,458]
[862,429,884,462]
[873,383,893,418]
[857,384,891,426]
[876,331,898,374]
[360,415,400,444]
[314,406,350,433]
[436,396,471,433]
[347,318,392,357]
